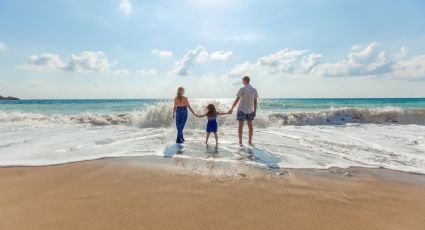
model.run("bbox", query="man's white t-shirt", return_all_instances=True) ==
[237,84,258,114]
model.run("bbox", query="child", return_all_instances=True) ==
[196,104,230,145]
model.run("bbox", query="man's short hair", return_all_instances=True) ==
[242,76,250,84]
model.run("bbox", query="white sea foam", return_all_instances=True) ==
[1,104,424,128]
[1,103,424,173]
[0,119,424,173]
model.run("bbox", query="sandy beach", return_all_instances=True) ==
[1,158,424,230]
[2,0,425,229]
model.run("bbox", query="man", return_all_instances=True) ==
[229,76,258,146]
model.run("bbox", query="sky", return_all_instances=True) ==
[1,0,425,99]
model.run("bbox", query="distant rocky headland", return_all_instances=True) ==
[0,95,20,100]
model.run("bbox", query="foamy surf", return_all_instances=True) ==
[1,99,424,174]
[1,106,425,127]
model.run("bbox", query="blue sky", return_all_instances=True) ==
[1,0,425,99]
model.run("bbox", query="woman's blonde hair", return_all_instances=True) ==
[176,87,184,101]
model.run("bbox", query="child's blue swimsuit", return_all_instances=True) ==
[206,116,218,133]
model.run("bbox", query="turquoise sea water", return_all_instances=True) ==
[1,98,425,115]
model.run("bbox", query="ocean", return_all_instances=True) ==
[1,98,424,173]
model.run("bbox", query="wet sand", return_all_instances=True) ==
[1,158,425,230]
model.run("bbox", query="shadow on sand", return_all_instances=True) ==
[163,143,281,170]
[240,146,281,169]
[163,144,185,158]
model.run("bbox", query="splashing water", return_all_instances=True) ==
[1,98,424,174]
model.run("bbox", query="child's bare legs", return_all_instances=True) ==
[205,132,210,145]
[214,132,218,145]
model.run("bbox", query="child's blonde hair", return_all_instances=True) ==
[205,104,218,117]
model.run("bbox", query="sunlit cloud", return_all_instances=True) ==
[168,46,209,76]
[315,43,394,77]
[0,42,6,51]
[65,51,112,72]
[19,53,66,71]
[210,50,233,61]
[19,51,116,73]
[119,0,133,15]
[393,55,425,79]
[152,49,173,58]
[169,46,233,76]
[227,43,425,80]
[228,48,318,78]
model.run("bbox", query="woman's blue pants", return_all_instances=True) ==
[175,107,188,143]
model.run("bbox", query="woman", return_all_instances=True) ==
[172,87,197,143]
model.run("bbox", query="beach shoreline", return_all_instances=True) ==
[1,157,424,230]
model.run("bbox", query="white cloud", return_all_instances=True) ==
[210,50,233,61]
[0,42,6,51]
[20,53,66,71]
[119,0,133,15]
[318,44,425,79]
[228,48,319,78]
[65,51,112,72]
[227,42,425,80]
[20,51,115,72]
[228,61,256,78]
[136,68,157,76]
[169,46,233,76]
[394,46,407,60]
[257,48,308,73]
[300,53,322,73]
[114,69,130,75]
[316,43,393,77]
[152,49,173,58]
[169,46,209,76]
[393,55,425,79]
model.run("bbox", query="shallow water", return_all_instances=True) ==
[1,98,424,174]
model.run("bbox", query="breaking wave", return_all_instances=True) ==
[1,104,425,128]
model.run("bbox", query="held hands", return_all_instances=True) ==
[228,108,234,114]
